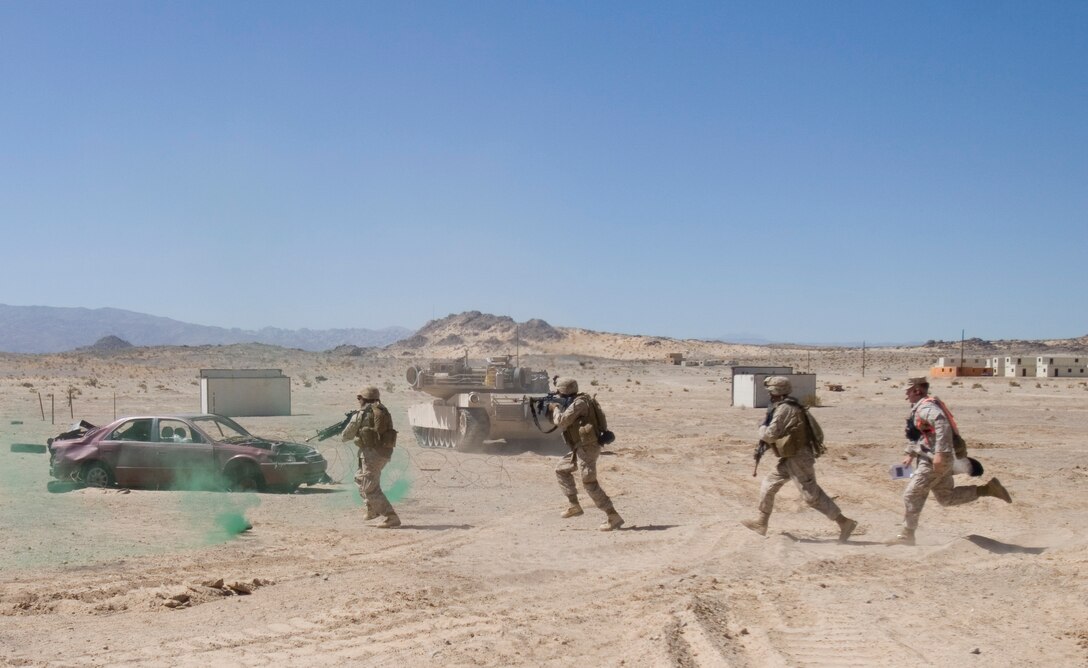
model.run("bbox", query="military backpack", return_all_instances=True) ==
[782,397,825,458]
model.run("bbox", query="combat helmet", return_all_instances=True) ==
[358,386,381,401]
[763,376,792,396]
[556,378,579,395]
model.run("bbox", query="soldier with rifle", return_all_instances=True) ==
[341,386,401,528]
[742,376,857,542]
[547,377,624,531]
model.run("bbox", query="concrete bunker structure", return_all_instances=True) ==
[199,368,292,417]
[730,366,816,408]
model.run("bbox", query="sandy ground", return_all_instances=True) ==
[1,346,1086,667]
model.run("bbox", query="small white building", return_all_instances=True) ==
[1004,356,1037,378]
[989,356,1006,376]
[1036,356,1088,378]
[199,369,292,417]
[733,371,818,409]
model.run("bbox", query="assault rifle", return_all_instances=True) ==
[752,440,770,477]
[527,392,574,434]
[307,410,358,443]
[531,392,574,417]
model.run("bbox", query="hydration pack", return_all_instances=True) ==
[782,397,825,458]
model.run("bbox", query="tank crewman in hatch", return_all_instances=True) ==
[342,386,401,528]
[742,376,858,542]
[548,377,624,531]
[887,377,1012,545]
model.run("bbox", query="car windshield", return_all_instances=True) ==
[191,415,254,442]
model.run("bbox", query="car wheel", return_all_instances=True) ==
[82,461,114,488]
[226,462,264,493]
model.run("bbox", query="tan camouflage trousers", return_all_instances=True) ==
[902,458,979,530]
[758,447,841,520]
[354,445,395,517]
[555,442,614,512]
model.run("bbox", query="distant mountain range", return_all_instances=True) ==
[0,304,412,353]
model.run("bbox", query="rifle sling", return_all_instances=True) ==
[529,400,560,434]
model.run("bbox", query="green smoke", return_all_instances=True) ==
[382,447,412,503]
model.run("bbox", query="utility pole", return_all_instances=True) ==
[960,329,965,373]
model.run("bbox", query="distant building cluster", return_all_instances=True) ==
[931,355,1088,379]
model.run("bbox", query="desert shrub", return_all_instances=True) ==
[1009,381,1020,387]
[21,381,33,388]
[315,375,327,383]
[590,380,599,386]
[384,381,396,393]
[972,383,983,389]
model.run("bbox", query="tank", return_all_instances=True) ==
[405,356,555,448]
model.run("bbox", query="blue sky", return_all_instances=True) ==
[2,2,1085,344]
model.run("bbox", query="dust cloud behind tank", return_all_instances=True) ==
[405,356,555,449]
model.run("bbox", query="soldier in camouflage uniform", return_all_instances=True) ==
[742,376,858,542]
[887,377,1011,545]
[341,386,400,528]
[549,378,624,531]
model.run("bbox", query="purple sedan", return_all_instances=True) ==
[48,414,328,493]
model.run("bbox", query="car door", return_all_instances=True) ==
[154,419,217,489]
[107,418,159,487]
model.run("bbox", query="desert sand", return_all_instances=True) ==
[1,337,1086,666]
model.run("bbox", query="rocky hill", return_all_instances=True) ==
[387,311,785,361]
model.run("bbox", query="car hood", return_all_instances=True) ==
[227,438,318,456]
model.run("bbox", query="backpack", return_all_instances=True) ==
[358,403,398,449]
[376,404,398,448]
[783,398,825,458]
[583,393,615,446]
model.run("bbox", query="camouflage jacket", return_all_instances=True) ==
[552,394,599,449]
[341,402,394,449]
[905,396,954,458]
[759,398,808,458]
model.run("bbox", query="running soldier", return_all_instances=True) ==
[549,378,624,531]
[342,386,400,528]
[887,377,1011,545]
[742,376,858,542]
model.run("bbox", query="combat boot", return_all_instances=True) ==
[978,477,1012,503]
[885,527,915,546]
[599,510,624,532]
[561,495,584,518]
[364,507,381,521]
[835,515,859,543]
[741,512,770,536]
[377,513,401,529]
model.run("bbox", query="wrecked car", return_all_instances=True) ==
[47,414,328,492]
